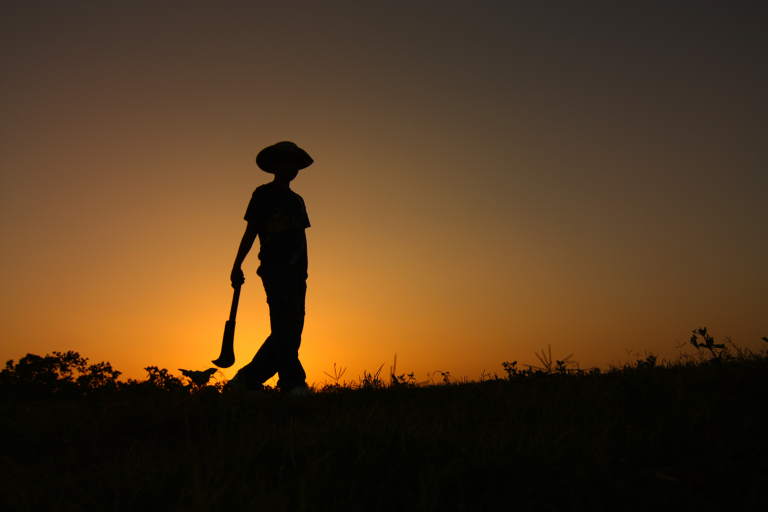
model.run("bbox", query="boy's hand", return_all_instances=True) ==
[231,267,245,288]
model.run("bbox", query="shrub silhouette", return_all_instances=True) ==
[0,351,121,397]
[136,366,184,391]
[0,352,188,398]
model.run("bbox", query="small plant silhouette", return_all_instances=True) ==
[635,353,658,369]
[143,366,183,391]
[426,370,452,385]
[690,327,727,360]
[359,363,386,390]
[179,368,218,390]
[323,363,348,388]
[524,345,574,373]
[391,372,416,386]
[501,361,522,379]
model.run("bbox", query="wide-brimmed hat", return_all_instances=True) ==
[256,141,313,173]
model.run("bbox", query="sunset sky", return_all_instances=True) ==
[2,1,766,386]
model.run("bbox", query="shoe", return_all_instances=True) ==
[285,385,314,398]
[227,373,266,397]
[227,372,246,390]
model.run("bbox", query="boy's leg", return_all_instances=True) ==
[235,265,307,392]
[235,335,279,389]
[274,280,307,391]
[261,265,307,392]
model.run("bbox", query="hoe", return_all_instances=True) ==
[212,284,240,368]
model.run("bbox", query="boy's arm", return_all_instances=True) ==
[231,221,259,287]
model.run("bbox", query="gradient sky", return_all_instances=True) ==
[2,1,766,386]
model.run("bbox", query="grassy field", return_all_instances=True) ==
[1,330,767,511]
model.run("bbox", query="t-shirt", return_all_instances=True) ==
[244,183,310,277]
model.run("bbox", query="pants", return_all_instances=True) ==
[238,264,307,391]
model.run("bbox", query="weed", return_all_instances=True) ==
[426,370,452,385]
[391,372,416,386]
[359,363,387,390]
[523,344,574,373]
[322,363,348,389]
[139,366,184,391]
[178,368,220,391]
[690,327,727,360]
[635,352,658,370]
[501,360,519,379]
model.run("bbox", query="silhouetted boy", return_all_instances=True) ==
[229,142,313,396]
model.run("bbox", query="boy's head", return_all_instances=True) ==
[256,142,313,175]
[273,157,302,183]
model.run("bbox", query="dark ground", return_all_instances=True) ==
[1,346,767,511]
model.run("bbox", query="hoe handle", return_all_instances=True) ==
[229,284,241,322]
